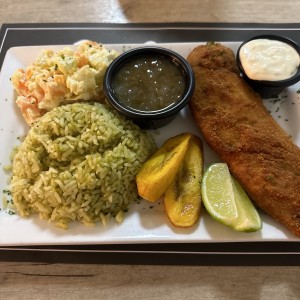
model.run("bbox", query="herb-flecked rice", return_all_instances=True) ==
[10,102,156,229]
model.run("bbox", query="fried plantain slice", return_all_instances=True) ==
[164,135,203,227]
[136,133,192,202]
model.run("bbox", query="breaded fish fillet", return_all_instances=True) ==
[187,43,300,237]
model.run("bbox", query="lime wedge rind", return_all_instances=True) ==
[232,177,262,232]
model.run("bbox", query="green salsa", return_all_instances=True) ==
[112,55,186,112]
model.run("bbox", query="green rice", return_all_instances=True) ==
[10,102,156,229]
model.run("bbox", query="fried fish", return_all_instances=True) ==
[187,43,300,237]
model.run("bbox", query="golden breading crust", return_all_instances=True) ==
[187,43,300,237]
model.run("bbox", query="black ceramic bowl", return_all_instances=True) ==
[236,35,300,98]
[103,46,195,129]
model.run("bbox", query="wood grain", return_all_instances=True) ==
[1,0,300,299]
[1,0,300,23]
[1,263,300,299]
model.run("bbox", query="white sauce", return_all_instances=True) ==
[239,39,300,81]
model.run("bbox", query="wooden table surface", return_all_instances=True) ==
[1,0,300,299]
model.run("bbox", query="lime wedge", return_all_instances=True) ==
[202,163,262,232]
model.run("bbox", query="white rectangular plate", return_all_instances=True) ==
[0,42,299,246]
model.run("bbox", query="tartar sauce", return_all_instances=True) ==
[239,39,300,81]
